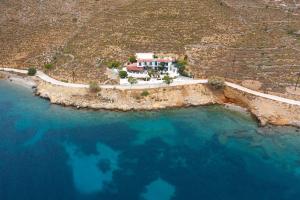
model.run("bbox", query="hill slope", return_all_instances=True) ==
[1,0,300,95]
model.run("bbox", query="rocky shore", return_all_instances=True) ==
[0,71,37,89]
[35,81,223,110]
[1,71,300,128]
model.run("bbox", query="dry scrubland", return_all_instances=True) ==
[1,0,300,96]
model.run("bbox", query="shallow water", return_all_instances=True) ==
[0,80,300,200]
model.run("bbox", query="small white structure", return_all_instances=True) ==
[124,53,179,79]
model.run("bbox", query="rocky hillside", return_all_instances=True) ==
[1,0,300,93]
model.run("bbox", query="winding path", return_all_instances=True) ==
[1,67,300,106]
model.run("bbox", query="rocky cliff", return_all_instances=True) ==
[224,87,300,127]
[36,81,300,127]
[36,82,224,111]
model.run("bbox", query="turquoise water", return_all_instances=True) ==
[1,80,300,200]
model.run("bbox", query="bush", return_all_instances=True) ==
[208,76,225,90]
[163,75,173,85]
[176,59,187,67]
[27,67,37,76]
[89,82,100,93]
[44,63,54,70]
[119,70,128,79]
[158,63,166,71]
[176,59,189,76]
[128,56,137,63]
[141,90,149,97]
[128,76,137,85]
[107,61,121,69]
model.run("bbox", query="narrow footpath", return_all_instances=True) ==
[1,67,300,106]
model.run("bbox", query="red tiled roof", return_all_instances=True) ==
[126,64,144,72]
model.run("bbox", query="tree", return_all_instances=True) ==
[158,63,166,71]
[208,76,225,90]
[107,61,121,69]
[128,56,137,63]
[178,65,185,74]
[176,59,187,67]
[27,67,37,76]
[176,59,188,76]
[128,76,137,85]
[119,70,128,79]
[163,75,173,85]
[89,82,100,93]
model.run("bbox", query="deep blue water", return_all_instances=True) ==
[1,80,300,200]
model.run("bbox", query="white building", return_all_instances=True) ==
[125,53,178,78]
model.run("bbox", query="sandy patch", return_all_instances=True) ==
[1,72,37,89]
[286,86,300,96]
[241,80,262,91]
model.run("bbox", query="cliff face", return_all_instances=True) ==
[224,87,300,127]
[36,83,223,111]
[36,81,300,127]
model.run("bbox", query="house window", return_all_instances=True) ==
[138,62,142,66]
[144,62,147,65]
[155,61,157,66]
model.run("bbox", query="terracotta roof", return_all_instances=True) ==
[126,64,144,72]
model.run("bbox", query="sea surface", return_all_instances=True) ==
[1,80,300,200]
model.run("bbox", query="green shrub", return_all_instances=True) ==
[141,90,149,97]
[208,76,225,90]
[176,59,189,76]
[27,67,37,76]
[128,56,137,63]
[89,82,100,93]
[44,63,54,70]
[107,61,121,69]
[158,63,166,71]
[176,59,188,67]
[119,70,128,79]
[128,76,137,85]
[163,75,173,85]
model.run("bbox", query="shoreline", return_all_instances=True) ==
[0,71,37,89]
[1,71,300,128]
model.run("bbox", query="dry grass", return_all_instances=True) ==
[0,0,300,93]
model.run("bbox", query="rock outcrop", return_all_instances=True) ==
[36,81,300,128]
[36,82,223,111]
[224,87,300,127]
